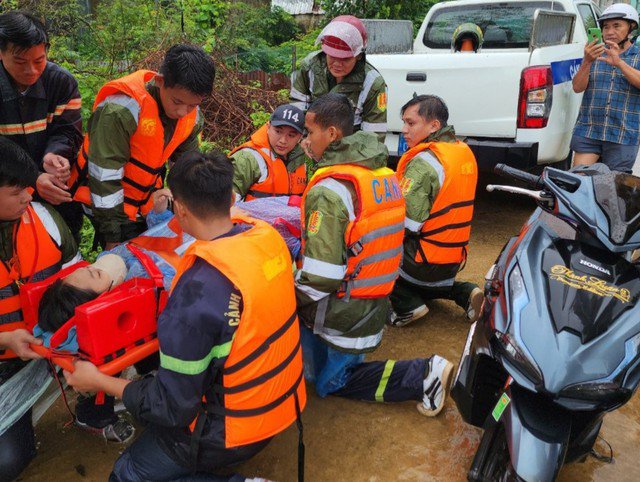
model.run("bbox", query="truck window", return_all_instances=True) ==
[577,3,597,33]
[423,1,565,49]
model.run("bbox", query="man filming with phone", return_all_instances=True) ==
[571,3,640,173]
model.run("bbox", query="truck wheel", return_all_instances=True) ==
[468,424,523,482]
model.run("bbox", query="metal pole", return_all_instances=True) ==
[292,45,297,73]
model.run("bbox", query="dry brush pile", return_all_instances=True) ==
[137,48,284,148]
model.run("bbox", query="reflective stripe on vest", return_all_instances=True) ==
[69,70,197,220]
[354,69,382,127]
[173,214,305,448]
[396,141,477,265]
[230,124,307,200]
[0,205,63,359]
[301,164,405,301]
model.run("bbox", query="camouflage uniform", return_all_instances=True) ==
[295,131,390,354]
[231,144,307,200]
[84,80,203,243]
[290,51,388,143]
[391,126,478,313]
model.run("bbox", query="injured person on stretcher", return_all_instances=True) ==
[34,191,302,350]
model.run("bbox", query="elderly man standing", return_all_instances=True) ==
[571,3,640,173]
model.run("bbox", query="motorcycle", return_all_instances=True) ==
[451,163,640,481]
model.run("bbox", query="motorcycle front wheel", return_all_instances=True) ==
[468,423,523,482]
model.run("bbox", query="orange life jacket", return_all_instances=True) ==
[230,124,307,200]
[396,141,477,265]
[69,70,198,220]
[0,205,63,359]
[301,164,406,299]
[129,216,185,269]
[173,214,306,448]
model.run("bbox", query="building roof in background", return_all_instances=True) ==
[272,0,324,15]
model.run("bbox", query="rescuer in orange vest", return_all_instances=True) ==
[230,103,307,201]
[390,95,483,328]
[65,151,305,481]
[68,45,215,250]
[0,137,80,480]
[296,93,455,417]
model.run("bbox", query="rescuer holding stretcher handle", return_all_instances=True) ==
[64,151,306,482]
[0,137,79,482]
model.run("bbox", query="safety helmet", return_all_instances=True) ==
[316,15,368,58]
[452,23,484,52]
[598,3,639,31]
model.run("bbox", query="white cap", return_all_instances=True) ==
[599,3,639,29]
[316,16,367,58]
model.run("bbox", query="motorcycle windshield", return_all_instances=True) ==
[593,173,640,245]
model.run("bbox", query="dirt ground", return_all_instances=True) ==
[20,184,640,482]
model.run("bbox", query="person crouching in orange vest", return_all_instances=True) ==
[296,93,456,417]
[68,45,215,250]
[64,151,306,482]
[389,95,483,328]
[0,137,79,481]
[230,103,307,201]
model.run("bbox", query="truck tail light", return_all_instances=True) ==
[517,66,553,129]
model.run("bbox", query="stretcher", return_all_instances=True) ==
[22,244,166,374]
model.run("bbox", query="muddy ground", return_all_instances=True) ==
[20,184,640,482]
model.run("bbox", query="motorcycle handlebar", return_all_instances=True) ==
[494,164,544,189]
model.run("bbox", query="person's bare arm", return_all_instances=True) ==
[0,329,43,360]
[600,41,640,89]
[573,40,605,93]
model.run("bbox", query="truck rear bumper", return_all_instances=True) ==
[465,138,538,172]
[385,133,539,172]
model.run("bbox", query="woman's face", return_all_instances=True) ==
[64,266,113,294]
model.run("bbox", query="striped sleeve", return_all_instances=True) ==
[295,181,352,303]
[402,151,442,227]
[44,71,83,163]
[123,259,240,428]
[359,70,388,143]
[86,99,139,242]
[230,149,265,199]
[290,65,312,111]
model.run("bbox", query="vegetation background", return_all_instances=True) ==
[0,0,441,256]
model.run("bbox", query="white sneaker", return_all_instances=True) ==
[417,355,455,417]
[466,287,484,322]
[388,304,429,327]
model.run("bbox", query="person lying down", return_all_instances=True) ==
[35,191,302,348]
[35,190,194,348]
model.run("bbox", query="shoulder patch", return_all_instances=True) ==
[377,92,387,112]
[399,177,414,196]
[307,210,323,235]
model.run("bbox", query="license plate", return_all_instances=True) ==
[454,321,477,384]
[398,133,409,155]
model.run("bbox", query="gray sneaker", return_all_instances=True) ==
[388,304,429,327]
[76,417,135,443]
[417,355,455,417]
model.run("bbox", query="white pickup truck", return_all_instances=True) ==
[367,0,603,171]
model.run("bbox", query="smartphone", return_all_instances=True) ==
[588,27,603,44]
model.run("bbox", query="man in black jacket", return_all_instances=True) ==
[0,11,83,237]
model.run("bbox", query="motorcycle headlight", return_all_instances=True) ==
[508,263,528,312]
[559,381,619,398]
[494,330,543,384]
[561,331,640,402]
